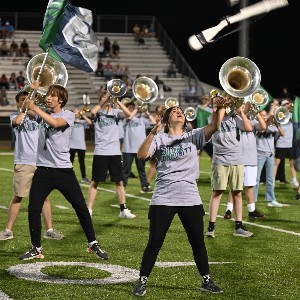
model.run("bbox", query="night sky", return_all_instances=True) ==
[2,0,299,98]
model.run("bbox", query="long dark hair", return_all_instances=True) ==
[162,106,186,133]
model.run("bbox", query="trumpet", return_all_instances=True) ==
[274,106,290,125]
[245,88,270,120]
[79,107,91,118]
[184,107,197,121]
[137,102,149,113]
[165,97,179,108]
[107,79,127,105]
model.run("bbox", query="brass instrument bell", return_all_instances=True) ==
[164,97,179,108]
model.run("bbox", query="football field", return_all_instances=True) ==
[0,151,299,300]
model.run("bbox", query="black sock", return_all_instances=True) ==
[120,203,127,211]
[235,221,242,230]
[208,221,215,230]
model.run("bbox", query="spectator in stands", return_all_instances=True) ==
[98,41,105,58]
[0,87,9,106]
[113,63,124,79]
[10,39,19,57]
[95,58,104,77]
[132,23,141,35]
[20,39,30,57]
[148,22,155,37]
[183,82,197,103]
[135,31,146,47]
[0,40,9,57]
[103,37,111,57]
[4,21,15,39]
[0,74,9,90]
[16,71,26,90]
[111,40,120,59]
[103,60,113,81]
[166,62,177,78]
[141,24,150,37]
[8,72,18,91]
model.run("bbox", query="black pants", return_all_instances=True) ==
[139,205,209,277]
[29,167,96,247]
[70,148,87,178]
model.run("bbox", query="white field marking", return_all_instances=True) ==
[156,261,233,267]
[7,262,138,285]
[0,166,298,236]
[55,205,69,210]
[212,213,300,236]
[6,260,232,287]
[80,184,300,237]
[0,206,8,210]
[0,168,13,172]
[0,290,12,300]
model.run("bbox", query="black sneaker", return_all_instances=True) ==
[279,179,290,184]
[224,210,232,219]
[200,279,223,294]
[132,278,147,296]
[19,246,44,260]
[140,186,153,193]
[248,209,265,218]
[295,193,300,200]
[87,242,109,260]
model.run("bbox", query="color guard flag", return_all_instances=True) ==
[292,96,300,171]
[196,106,212,128]
[39,0,100,72]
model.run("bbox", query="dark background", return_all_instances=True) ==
[2,0,299,99]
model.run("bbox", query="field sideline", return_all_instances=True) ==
[0,151,299,300]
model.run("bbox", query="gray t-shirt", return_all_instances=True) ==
[149,128,206,206]
[212,114,244,165]
[69,119,88,150]
[275,120,293,148]
[123,115,151,153]
[241,119,260,166]
[93,108,123,155]
[10,112,40,165]
[256,124,278,158]
[36,109,74,168]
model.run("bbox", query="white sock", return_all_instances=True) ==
[88,240,97,248]
[46,228,53,233]
[226,202,233,212]
[292,177,298,184]
[247,203,255,213]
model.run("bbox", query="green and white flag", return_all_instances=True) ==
[39,0,100,72]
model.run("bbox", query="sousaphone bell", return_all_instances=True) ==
[26,53,69,101]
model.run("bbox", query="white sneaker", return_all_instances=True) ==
[119,208,136,219]
[0,229,13,240]
[292,181,299,189]
[267,201,283,207]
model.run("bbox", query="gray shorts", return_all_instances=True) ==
[13,164,36,197]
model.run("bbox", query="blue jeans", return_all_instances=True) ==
[254,155,276,202]
[122,152,149,188]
